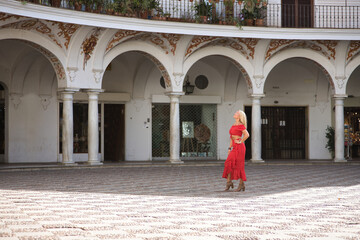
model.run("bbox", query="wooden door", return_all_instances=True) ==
[104,104,125,161]
[282,0,313,28]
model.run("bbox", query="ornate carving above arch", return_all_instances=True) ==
[346,41,360,64]
[81,27,103,70]
[265,39,338,63]
[185,36,258,60]
[0,14,80,51]
[105,30,181,56]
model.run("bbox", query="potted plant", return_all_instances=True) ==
[223,0,235,24]
[253,0,267,26]
[325,126,335,158]
[194,0,213,23]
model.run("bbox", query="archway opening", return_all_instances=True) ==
[258,57,332,160]
[345,65,360,160]
[0,39,58,163]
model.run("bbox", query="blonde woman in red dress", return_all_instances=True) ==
[223,110,249,192]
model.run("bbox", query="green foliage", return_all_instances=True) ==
[325,126,335,157]
[194,0,213,18]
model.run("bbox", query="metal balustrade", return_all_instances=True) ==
[17,0,360,29]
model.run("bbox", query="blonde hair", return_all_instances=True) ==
[237,110,247,128]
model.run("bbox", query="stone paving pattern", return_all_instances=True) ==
[0,165,360,240]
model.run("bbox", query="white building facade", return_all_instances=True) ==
[0,0,359,164]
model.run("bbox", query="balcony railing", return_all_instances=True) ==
[16,0,360,29]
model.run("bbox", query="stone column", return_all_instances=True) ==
[61,89,78,165]
[334,95,347,162]
[251,94,265,163]
[87,90,103,165]
[166,92,184,164]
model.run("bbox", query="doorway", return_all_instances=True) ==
[282,0,313,28]
[245,106,306,159]
[104,104,125,161]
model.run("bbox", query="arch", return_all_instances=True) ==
[346,53,360,86]
[263,48,336,92]
[183,46,254,91]
[133,59,156,99]
[102,41,173,88]
[0,29,68,88]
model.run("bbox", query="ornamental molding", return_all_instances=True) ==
[335,75,346,89]
[39,94,51,110]
[0,15,81,51]
[105,30,181,56]
[185,36,258,60]
[265,39,338,62]
[232,61,252,90]
[253,75,265,89]
[93,69,103,84]
[81,27,103,70]
[346,40,360,64]
[23,40,66,82]
[0,19,62,49]
[10,93,22,109]
[67,67,78,82]
[140,52,171,88]
[173,72,184,86]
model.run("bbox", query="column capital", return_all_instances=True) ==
[58,88,80,94]
[84,89,105,95]
[250,94,265,99]
[332,94,348,99]
[165,91,184,98]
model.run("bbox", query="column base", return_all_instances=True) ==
[250,159,265,163]
[168,159,184,164]
[61,162,78,166]
[334,158,347,163]
[87,161,103,166]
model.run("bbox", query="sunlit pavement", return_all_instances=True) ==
[0,164,360,240]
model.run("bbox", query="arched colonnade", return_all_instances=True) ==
[0,15,359,163]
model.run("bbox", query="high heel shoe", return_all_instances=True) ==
[235,182,245,192]
[224,181,234,191]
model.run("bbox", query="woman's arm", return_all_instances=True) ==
[228,137,233,153]
[239,130,249,144]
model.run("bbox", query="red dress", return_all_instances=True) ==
[222,124,247,181]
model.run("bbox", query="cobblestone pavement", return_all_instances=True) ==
[0,165,360,240]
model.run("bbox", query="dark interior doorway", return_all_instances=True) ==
[245,106,306,159]
[282,0,313,28]
[104,104,125,161]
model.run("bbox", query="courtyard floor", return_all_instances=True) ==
[0,163,360,239]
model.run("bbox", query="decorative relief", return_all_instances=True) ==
[265,39,295,60]
[346,41,360,62]
[232,61,252,90]
[161,33,181,55]
[23,40,66,82]
[10,93,22,109]
[0,20,62,49]
[51,22,80,50]
[140,52,171,88]
[185,36,218,57]
[173,72,184,86]
[335,76,345,89]
[314,62,335,89]
[185,37,258,60]
[106,31,181,56]
[106,30,140,52]
[266,40,338,62]
[0,13,21,22]
[67,67,78,82]
[81,28,102,70]
[93,69,103,84]
[315,40,338,60]
[39,95,51,110]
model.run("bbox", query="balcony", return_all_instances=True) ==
[16,0,360,29]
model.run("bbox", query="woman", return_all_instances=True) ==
[222,110,249,192]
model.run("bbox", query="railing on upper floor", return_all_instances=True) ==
[15,0,360,29]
